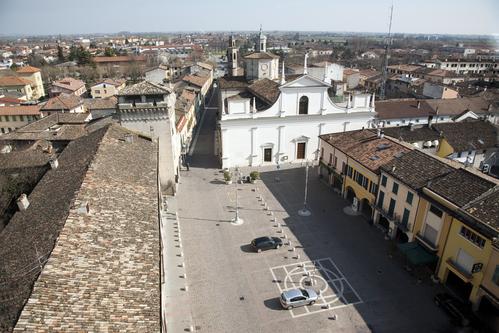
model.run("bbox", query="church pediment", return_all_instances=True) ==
[281,74,331,88]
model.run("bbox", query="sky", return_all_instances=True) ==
[0,0,498,36]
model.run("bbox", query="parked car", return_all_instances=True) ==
[251,236,283,253]
[280,288,318,310]
[434,293,476,327]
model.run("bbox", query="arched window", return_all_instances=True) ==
[299,96,309,115]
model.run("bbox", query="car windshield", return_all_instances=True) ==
[300,289,309,297]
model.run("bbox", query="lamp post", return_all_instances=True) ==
[298,160,311,216]
[232,166,244,225]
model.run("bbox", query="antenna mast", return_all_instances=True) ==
[380,4,394,100]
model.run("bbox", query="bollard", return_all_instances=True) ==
[277,223,281,227]
[189,325,195,332]
[271,217,276,222]
[284,234,287,239]
[292,247,296,252]
[179,252,184,257]
[181,273,186,279]
[178,263,184,267]
[295,254,300,259]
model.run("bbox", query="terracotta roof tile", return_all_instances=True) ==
[15,65,41,73]
[433,121,497,152]
[41,94,83,111]
[0,76,32,86]
[52,77,86,92]
[0,105,41,116]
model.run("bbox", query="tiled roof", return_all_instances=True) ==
[347,137,411,173]
[247,78,280,106]
[427,168,496,207]
[13,125,160,332]
[376,99,435,120]
[381,150,454,189]
[0,149,52,170]
[433,121,497,152]
[0,105,41,116]
[243,52,279,59]
[382,125,440,143]
[51,77,86,92]
[119,80,171,96]
[15,65,41,74]
[182,74,209,88]
[387,64,423,72]
[425,96,493,116]
[41,93,83,111]
[0,96,23,105]
[0,127,108,332]
[218,76,249,89]
[0,76,32,87]
[92,55,146,63]
[463,187,499,231]
[320,129,411,173]
[92,78,126,87]
[83,96,117,110]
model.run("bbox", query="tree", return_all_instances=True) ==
[57,45,65,63]
[104,47,116,57]
[126,63,143,83]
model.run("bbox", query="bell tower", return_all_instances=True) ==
[255,25,267,52]
[227,35,239,76]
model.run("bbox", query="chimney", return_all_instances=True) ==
[417,101,421,109]
[124,133,134,143]
[391,166,396,172]
[17,194,30,211]
[49,158,59,169]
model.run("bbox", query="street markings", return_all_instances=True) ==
[270,258,363,318]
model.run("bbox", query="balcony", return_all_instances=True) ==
[375,206,401,224]
[446,258,473,282]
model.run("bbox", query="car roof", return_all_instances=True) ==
[254,236,271,242]
[282,289,303,299]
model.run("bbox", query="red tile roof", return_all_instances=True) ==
[92,56,146,63]
[0,105,42,116]
[42,94,83,111]
[52,77,86,92]
[0,76,32,87]
[16,65,41,73]
[182,74,209,88]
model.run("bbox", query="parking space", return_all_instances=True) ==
[270,258,363,318]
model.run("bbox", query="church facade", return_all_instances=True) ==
[218,29,376,169]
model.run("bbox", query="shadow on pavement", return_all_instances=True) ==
[263,298,284,311]
[240,244,255,253]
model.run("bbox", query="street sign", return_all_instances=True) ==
[472,262,483,274]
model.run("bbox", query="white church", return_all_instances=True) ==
[218,29,376,169]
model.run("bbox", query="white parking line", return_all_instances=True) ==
[270,257,363,319]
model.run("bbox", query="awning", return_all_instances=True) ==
[397,241,438,266]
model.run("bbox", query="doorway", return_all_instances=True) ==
[297,142,306,159]
[445,270,473,301]
[263,148,272,162]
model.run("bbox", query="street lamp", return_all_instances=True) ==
[232,166,244,225]
[298,160,311,217]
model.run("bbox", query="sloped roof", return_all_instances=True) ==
[247,78,280,105]
[182,74,209,88]
[119,80,171,96]
[381,150,455,189]
[463,187,499,231]
[433,121,497,152]
[92,55,146,63]
[84,96,117,110]
[218,76,249,90]
[425,96,492,116]
[13,125,160,332]
[41,93,83,111]
[382,125,440,143]
[376,99,435,120]
[0,76,32,87]
[15,65,41,74]
[0,105,41,116]
[92,78,126,88]
[243,51,279,59]
[52,77,86,92]
[427,168,496,207]
[0,126,108,332]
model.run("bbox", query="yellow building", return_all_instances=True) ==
[16,65,45,100]
[377,150,454,242]
[319,129,411,220]
[0,76,33,101]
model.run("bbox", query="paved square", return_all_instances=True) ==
[270,258,362,318]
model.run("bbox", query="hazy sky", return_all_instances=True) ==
[1,0,498,36]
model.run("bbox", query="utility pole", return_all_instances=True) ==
[380,4,394,101]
